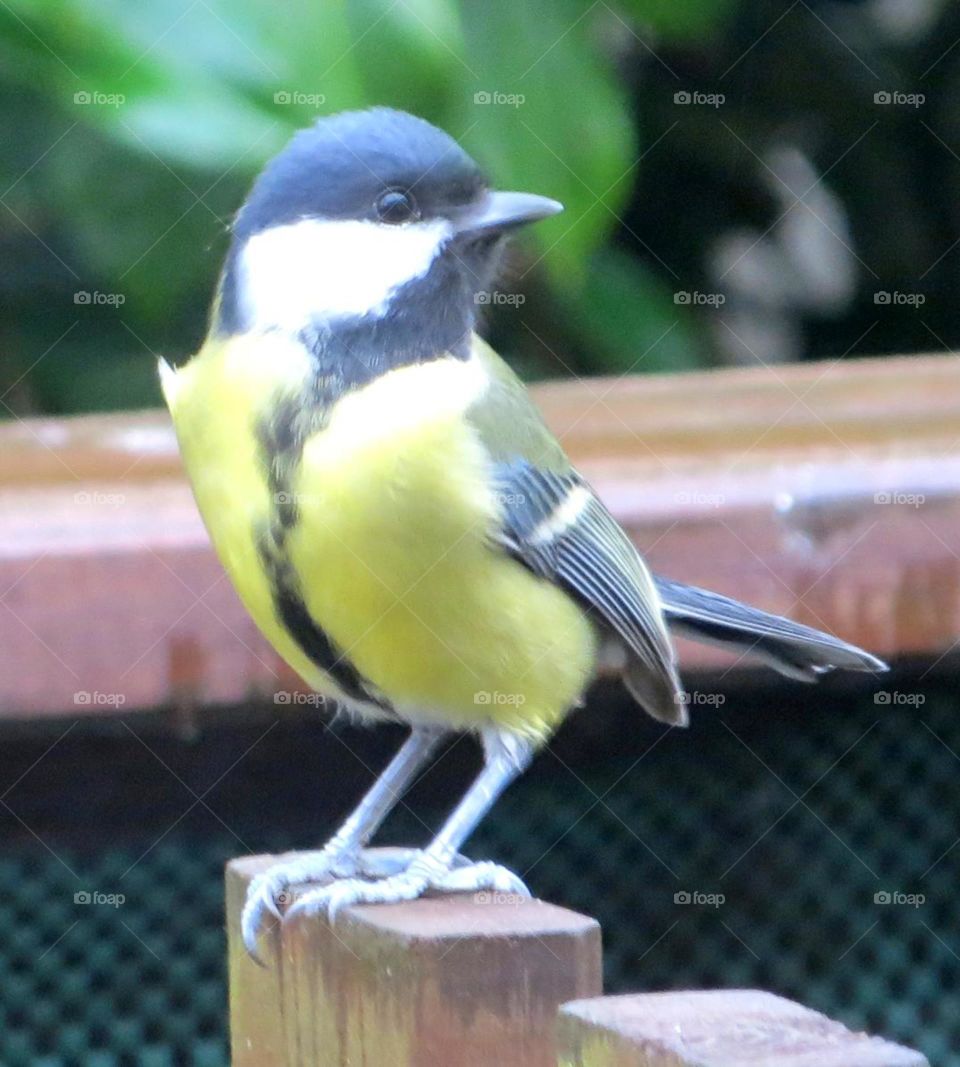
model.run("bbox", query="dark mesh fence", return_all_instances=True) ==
[0,669,952,1065]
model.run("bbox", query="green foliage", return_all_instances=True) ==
[6,0,952,415]
[0,0,733,415]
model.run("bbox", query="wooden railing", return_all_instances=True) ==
[226,853,929,1066]
[2,352,959,719]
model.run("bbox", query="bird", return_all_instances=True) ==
[159,107,886,958]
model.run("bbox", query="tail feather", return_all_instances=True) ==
[653,576,888,680]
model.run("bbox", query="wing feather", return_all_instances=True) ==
[494,462,685,725]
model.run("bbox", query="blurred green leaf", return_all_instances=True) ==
[347,0,465,118]
[619,0,738,39]
[454,0,635,290]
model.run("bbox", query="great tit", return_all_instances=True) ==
[160,107,886,957]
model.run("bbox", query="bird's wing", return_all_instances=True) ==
[467,337,883,714]
[490,461,685,724]
[467,337,684,724]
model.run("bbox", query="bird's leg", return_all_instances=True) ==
[285,729,535,921]
[241,725,445,956]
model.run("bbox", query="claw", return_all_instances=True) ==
[285,868,431,925]
[434,861,530,898]
[240,849,359,959]
[282,856,531,925]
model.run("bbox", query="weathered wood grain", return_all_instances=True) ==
[226,852,602,1067]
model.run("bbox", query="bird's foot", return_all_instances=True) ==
[284,854,531,924]
[241,846,435,959]
[241,848,362,958]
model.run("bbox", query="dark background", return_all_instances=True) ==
[0,671,954,1064]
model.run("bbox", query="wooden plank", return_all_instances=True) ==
[2,353,959,718]
[226,851,602,1067]
[557,990,929,1066]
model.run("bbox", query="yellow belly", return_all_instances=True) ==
[162,333,597,740]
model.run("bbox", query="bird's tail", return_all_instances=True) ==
[653,575,887,681]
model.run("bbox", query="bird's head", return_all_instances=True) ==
[217,108,561,355]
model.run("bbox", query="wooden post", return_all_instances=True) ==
[227,852,602,1066]
[557,990,930,1067]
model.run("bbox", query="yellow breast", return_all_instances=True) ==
[162,334,596,739]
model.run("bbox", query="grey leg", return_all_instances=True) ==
[241,725,445,956]
[321,725,446,857]
[285,729,536,921]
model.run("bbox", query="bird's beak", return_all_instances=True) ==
[452,190,563,238]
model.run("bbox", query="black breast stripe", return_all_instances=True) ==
[255,533,387,709]
[255,395,393,713]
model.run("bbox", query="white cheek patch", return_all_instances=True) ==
[240,217,451,332]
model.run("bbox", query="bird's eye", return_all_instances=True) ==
[375,189,419,224]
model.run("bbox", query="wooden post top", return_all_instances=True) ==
[226,852,602,1067]
[557,989,930,1067]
